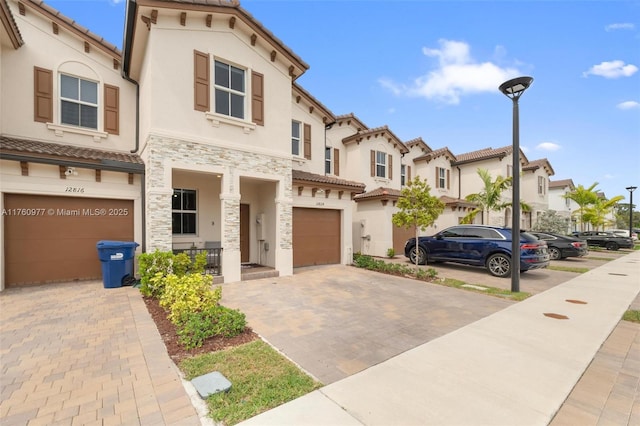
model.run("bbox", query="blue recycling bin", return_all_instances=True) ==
[96,241,139,288]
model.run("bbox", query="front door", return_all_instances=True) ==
[240,204,250,263]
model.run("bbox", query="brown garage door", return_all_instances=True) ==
[293,208,340,267]
[4,194,134,286]
[393,224,416,255]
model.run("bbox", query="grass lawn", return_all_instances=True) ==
[180,340,322,425]
[547,265,590,274]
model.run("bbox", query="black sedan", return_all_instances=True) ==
[572,231,635,251]
[530,232,589,260]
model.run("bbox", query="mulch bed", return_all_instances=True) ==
[142,296,259,365]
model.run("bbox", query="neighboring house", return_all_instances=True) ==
[522,158,554,229]
[549,179,579,233]
[0,0,142,290]
[405,139,472,233]
[326,116,409,256]
[452,146,522,227]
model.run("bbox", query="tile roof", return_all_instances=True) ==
[292,169,365,190]
[353,187,401,201]
[334,113,369,131]
[549,179,575,189]
[0,136,144,165]
[405,137,432,153]
[523,158,555,176]
[292,83,335,124]
[1,0,23,48]
[453,145,529,165]
[414,146,456,163]
[342,125,409,153]
[23,0,120,58]
[439,195,477,208]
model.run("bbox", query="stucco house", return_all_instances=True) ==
[548,178,578,233]
[1,0,143,289]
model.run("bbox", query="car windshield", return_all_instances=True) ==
[520,231,539,242]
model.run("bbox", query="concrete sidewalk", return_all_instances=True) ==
[240,251,640,426]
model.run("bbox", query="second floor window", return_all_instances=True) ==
[401,165,406,186]
[376,151,386,178]
[172,189,197,235]
[325,147,332,174]
[60,74,98,129]
[507,164,513,178]
[291,121,301,156]
[436,167,449,189]
[538,176,546,194]
[214,60,245,119]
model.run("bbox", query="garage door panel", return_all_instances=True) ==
[4,194,134,286]
[293,208,340,267]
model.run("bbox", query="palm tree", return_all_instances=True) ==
[584,195,625,230]
[461,168,530,225]
[563,183,599,231]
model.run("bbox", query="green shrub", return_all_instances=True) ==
[177,305,247,349]
[138,250,208,297]
[386,248,395,258]
[159,273,221,325]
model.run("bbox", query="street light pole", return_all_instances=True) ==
[626,186,636,240]
[499,76,533,293]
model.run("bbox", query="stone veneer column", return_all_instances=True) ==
[274,196,293,276]
[145,147,173,252]
[220,193,241,283]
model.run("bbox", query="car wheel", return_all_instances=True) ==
[409,246,427,265]
[606,242,619,251]
[486,253,511,278]
[549,247,562,260]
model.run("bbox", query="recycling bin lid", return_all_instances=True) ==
[97,240,140,248]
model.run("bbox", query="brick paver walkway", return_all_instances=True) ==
[0,281,200,426]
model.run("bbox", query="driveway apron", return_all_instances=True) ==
[220,265,515,384]
[0,281,200,426]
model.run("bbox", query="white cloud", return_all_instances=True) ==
[536,142,561,152]
[605,23,635,31]
[379,39,522,105]
[617,101,640,110]
[583,60,638,78]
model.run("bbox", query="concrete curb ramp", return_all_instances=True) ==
[240,251,640,425]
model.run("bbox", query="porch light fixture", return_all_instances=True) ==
[626,186,637,240]
[499,76,533,293]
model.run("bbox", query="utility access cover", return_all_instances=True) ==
[191,371,232,399]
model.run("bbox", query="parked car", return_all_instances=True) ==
[404,225,550,278]
[610,229,638,241]
[571,231,634,251]
[529,232,588,260]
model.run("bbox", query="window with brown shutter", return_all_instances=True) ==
[34,67,53,123]
[303,123,311,159]
[104,84,119,135]
[408,165,412,181]
[388,154,393,180]
[446,169,450,189]
[251,71,264,126]
[194,50,210,112]
[333,148,340,176]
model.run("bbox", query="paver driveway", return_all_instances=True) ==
[220,265,515,384]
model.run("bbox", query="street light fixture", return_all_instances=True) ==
[626,186,636,240]
[499,76,533,293]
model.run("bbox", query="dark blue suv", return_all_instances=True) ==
[404,225,550,278]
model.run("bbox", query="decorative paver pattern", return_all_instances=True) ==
[0,281,200,426]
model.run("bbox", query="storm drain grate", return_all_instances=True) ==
[544,313,569,320]
[566,299,587,304]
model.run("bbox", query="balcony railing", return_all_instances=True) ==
[173,247,223,276]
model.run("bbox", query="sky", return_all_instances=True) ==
[44,0,640,204]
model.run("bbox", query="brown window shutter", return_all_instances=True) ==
[194,50,210,112]
[251,71,264,126]
[370,150,375,177]
[388,154,393,180]
[334,148,340,176]
[34,67,53,123]
[435,168,439,188]
[446,169,450,189]
[408,165,412,181]
[303,123,311,159]
[104,84,119,135]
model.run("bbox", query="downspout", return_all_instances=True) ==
[457,166,461,199]
[122,0,145,252]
